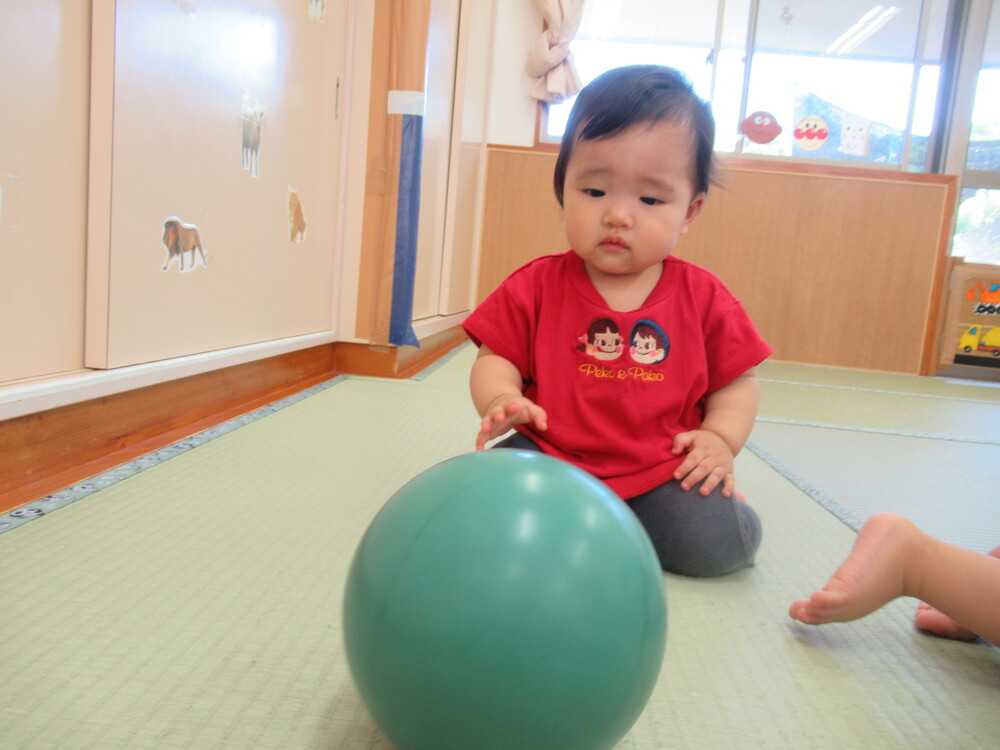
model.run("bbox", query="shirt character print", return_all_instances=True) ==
[577,318,623,361]
[629,320,669,365]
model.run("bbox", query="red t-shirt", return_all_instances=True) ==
[463,251,773,499]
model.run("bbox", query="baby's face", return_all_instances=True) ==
[562,119,704,285]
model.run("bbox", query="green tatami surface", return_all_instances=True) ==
[1,346,998,749]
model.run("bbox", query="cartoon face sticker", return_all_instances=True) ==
[794,116,828,151]
[839,116,871,156]
[740,111,782,145]
[578,318,623,361]
[630,320,669,365]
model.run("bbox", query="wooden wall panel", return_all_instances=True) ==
[682,160,954,375]
[476,147,564,304]
[477,149,956,375]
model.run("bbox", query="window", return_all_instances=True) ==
[955,188,1000,262]
[546,0,1000,263]
[543,1,722,143]
[741,0,946,168]
[544,0,948,171]
[953,0,1000,263]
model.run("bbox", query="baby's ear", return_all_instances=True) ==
[680,193,706,234]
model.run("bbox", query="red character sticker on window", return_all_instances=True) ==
[740,111,782,144]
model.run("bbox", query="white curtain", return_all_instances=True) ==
[526,0,584,102]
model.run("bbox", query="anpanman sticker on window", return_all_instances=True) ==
[793,115,829,151]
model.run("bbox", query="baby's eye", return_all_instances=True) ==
[640,196,663,206]
[583,188,605,197]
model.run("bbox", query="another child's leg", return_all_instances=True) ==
[627,481,762,578]
[913,543,1000,640]
[789,513,1000,644]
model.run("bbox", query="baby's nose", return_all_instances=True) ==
[603,202,632,227]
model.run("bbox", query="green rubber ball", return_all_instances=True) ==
[342,449,667,750]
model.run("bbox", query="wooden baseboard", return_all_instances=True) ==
[0,328,468,515]
[332,326,469,379]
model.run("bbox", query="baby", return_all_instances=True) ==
[463,65,772,578]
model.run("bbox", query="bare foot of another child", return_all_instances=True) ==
[789,512,913,626]
[791,515,1000,644]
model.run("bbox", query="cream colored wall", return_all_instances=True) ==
[0,1,90,383]
[1,0,359,418]
[441,0,497,317]
[412,0,460,323]
[414,0,497,326]
[87,0,347,369]
[3,0,499,417]
[332,0,373,346]
[485,0,539,147]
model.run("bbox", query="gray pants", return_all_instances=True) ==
[493,433,762,578]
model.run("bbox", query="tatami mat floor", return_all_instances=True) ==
[1,346,998,749]
[754,361,1000,552]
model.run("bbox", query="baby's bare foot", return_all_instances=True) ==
[789,513,914,626]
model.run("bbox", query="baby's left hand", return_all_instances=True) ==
[671,429,735,497]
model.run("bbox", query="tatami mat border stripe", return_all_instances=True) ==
[409,343,469,380]
[0,375,350,536]
[759,377,1000,404]
[745,440,866,532]
[756,416,1000,446]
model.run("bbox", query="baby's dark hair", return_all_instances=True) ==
[553,65,716,206]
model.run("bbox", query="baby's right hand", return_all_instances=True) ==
[476,395,548,450]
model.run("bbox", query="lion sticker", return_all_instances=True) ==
[160,217,209,273]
